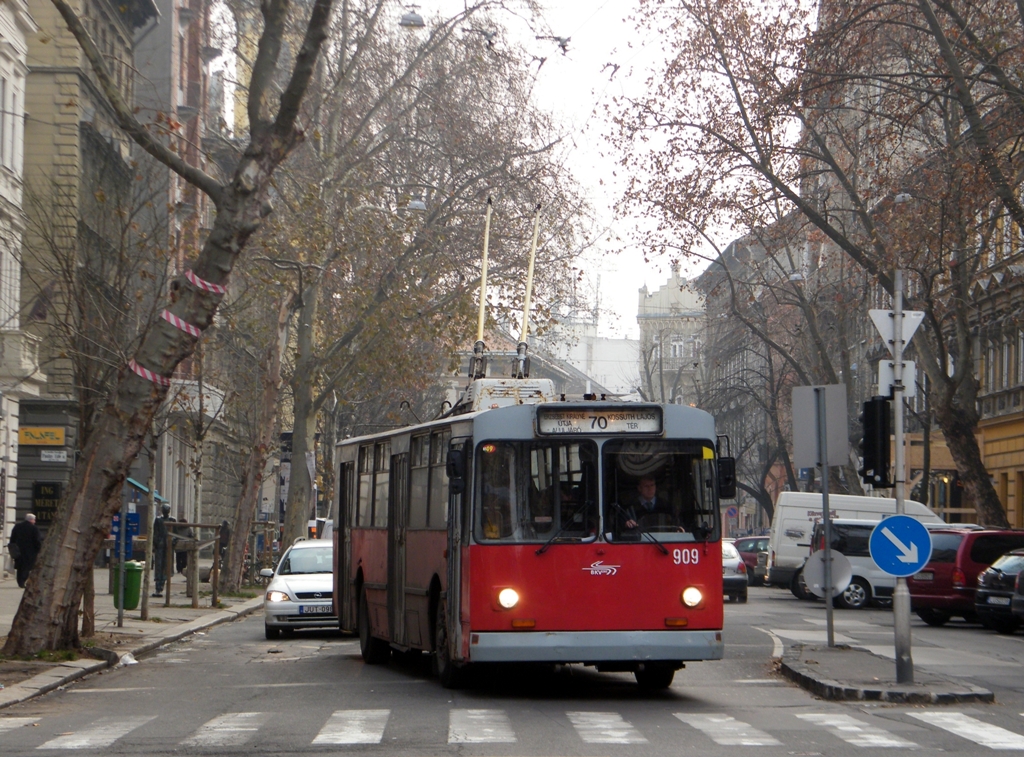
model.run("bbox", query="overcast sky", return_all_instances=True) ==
[523,0,690,341]
[212,1,690,340]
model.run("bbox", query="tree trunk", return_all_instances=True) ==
[932,400,1007,526]
[81,569,94,638]
[223,297,290,593]
[283,289,319,552]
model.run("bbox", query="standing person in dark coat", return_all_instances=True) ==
[8,513,43,588]
[174,518,194,575]
[218,520,230,563]
[151,504,174,596]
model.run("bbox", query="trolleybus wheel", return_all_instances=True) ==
[433,599,466,688]
[634,664,675,690]
[358,587,390,664]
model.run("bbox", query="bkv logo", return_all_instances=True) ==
[582,560,619,576]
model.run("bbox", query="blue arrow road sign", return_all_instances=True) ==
[869,515,933,577]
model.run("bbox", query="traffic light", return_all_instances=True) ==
[859,396,892,487]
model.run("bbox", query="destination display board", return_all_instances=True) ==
[537,406,663,435]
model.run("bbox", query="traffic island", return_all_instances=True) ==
[781,643,994,704]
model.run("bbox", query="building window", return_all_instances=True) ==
[1003,335,1012,390]
[987,341,996,393]
[1018,330,1024,385]
[0,78,7,169]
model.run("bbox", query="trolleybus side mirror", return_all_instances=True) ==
[447,449,466,495]
[718,457,737,499]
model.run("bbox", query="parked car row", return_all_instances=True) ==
[910,529,1024,632]
[756,521,1024,635]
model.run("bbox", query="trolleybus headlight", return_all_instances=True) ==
[497,588,520,609]
[681,587,703,607]
[266,590,290,603]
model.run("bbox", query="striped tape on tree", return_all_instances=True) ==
[185,269,227,295]
[161,309,202,338]
[128,359,171,387]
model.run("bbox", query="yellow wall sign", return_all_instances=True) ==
[19,427,65,446]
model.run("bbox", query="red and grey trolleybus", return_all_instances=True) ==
[333,377,735,688]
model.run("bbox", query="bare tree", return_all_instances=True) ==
[4,0,336,654]
[613,0,1020,525]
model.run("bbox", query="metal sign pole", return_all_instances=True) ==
[815,387,835,647]
[892,269,914,683]
[117,512,126,628]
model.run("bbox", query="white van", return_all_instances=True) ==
[765,492,944,596]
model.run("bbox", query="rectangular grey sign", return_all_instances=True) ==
[792,384,849,468]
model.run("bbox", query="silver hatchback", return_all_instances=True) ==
[262,540,335,639]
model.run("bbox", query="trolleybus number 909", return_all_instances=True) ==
[673,548,699,565]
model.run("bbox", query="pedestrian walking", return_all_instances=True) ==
[8,513,43,588]
[152,503,175,595]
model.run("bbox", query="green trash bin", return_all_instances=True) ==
[112,560,144,610]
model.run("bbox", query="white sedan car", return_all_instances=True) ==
[262,539,335,639]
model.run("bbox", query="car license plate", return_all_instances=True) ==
[298,605,333,615]
[913,571,933,581]
[988,596,1011,606]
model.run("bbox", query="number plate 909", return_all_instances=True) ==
[673,548,699,565]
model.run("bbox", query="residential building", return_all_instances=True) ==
[636,263,703,404]
[17,0,157,528]
[534,309,640,397]
[0,0,44,572]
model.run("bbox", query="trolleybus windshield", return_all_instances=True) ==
[603,440,719,543]
[476,440,598,543]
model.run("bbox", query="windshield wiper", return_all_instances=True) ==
[535,501,593,555]
[608,502,669,555]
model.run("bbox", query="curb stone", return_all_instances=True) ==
[0,597,264,710]
[780,644,994,704]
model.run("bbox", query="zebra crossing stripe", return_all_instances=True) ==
[37,715,156,750]
[0,718,37,734]
[797,713,917,748]
[909,711,1024,750]
[181,712,263,747]
[449,709,516,743]
[313,710,390,744]
[567,711,647,744]
[675,713,781,746]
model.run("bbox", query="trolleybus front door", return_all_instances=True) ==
[388,452,409,646]
[445,439,470,663]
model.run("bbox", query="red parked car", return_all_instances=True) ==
[909,529,1024,626]
[733,536,769,586]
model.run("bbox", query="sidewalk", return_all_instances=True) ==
[781,643,994,704]
[0,566,264,710]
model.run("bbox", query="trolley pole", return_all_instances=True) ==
[892,269,914,684]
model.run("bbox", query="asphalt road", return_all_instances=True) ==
[6,586,1024,755]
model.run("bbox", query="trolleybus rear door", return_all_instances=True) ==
[388,452,409,646]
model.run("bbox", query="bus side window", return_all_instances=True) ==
[340,461,354,528]
[357,445,373,527]
[409,435,429,529]
[374,441,390,528]
[428,429,450,529]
